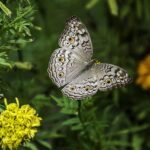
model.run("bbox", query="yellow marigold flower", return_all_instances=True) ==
[136,55,150,89]
[0,98,42,150]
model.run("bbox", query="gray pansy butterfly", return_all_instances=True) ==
[47,16,132,100]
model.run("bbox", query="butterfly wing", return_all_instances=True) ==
[47,48,88,87]
[48,16,93,88]
[95,63,132,91]
[59,16,93,61]
[62,63,132,100]
[62,65,99,100]
[48,16,132,98]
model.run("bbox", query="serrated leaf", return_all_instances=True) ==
[51,95,78,115]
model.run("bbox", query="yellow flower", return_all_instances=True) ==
[0,98,42,150]
[136,55,150,89]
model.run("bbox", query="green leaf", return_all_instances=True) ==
[86,0,99,9]
[13,61,33,70]
[0,52,11,68]
[106,124,150,136]
[62,117,83,131]
[37,140,52,149]
[104,141,130,147]
[0,103,5,113]
[107,0,118,16]
[136,0,142,18]
[62,117,80,126]
[24,142,38,150]
[0,1,11,17]
[132,135,143,150]
[51,95,78,115]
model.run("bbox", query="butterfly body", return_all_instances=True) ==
[48,16,132,100]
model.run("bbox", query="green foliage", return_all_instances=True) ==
[86,0,99,9]
[0,0,150,150]
[0,52,11,68]
[107,0,118,16]
[0,1,11,17]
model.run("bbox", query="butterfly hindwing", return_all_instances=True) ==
[62,65,99,100]
[62,63,131,100]
[95,63,132,91]
[47,48,87,87]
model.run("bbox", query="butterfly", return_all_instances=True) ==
[47,16,132,100]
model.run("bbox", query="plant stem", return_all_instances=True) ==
[77,100,82,123]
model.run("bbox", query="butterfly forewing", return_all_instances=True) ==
[58,16,93,61]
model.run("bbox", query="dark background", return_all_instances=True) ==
[0,0,150,149]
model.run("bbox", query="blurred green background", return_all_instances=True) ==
[1,0,150,149]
